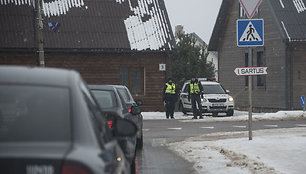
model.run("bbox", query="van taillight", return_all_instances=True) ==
[61,163,91,174]
[128,109,132,113]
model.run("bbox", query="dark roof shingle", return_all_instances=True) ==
[0,0,175,51]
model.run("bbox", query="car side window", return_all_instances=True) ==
[117,88,131,103]
[80,80,113,143]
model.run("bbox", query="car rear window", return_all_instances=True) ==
[0,85,70,142]
[91,90,117,109]
[202,84,226,94]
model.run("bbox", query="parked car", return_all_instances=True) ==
[179,79,235,116]
[88,85,143,173]
[0,66,137,174]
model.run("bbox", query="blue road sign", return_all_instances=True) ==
[237,19,264,47]
[301,95,305,107]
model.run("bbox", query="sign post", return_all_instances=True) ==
[301,96,305,112]
[234,65,268,140]
[238,0,263,140]
[247,48,253,140]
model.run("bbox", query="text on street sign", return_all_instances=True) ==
[234,66,268,76]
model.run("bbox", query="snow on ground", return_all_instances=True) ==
[142,110,306,121]
[142,111,306,173]
[167,128,306,174]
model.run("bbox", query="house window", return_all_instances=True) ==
[257,51,266,87]
[120,67,144,95]
[120,67,129,88]
[298,71,301,80]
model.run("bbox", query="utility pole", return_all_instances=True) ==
[35,0,45,67]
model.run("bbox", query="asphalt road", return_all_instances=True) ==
[136,117,306,174]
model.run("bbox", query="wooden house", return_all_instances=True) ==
[0,0,176,111]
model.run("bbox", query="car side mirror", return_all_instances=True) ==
[226,90,230,94]
[113,119,138,137]
[130,106,141,115]
[135,100,143,106]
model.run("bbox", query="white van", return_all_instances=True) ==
[179,79,234,116]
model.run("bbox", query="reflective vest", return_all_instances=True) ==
[165,83,176,94]
[190,82,200,94]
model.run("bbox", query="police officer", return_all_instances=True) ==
[162,77,177,119]
[187,76,204,119]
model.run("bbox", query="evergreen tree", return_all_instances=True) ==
[172,33,215,90]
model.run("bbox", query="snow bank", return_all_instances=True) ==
[167,128,306,174]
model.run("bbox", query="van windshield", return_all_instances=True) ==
[202,84,226,94]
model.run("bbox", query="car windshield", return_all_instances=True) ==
[202,84,226,94]
[0,85,70,142]
[91,90,117,109]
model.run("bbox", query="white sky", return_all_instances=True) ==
[164,0,223,43]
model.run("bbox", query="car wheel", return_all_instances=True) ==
[212,112,218,117]
[226,109,234,116]
[179,101,187,114]
[136,133,143,150]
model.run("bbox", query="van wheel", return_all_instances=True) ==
[227,109,234,116]
[179,101,187,114]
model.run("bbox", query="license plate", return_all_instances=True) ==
[212,103,224,107]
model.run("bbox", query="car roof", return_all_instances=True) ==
[184,80,220,85]
[88,85,127,90]
[200,81,220,85]
[0,66,78,87]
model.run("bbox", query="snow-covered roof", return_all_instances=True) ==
[0,0,175,51]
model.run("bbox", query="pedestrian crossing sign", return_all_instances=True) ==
[237,19,264,47]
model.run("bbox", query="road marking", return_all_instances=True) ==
[152,138,166,147]
[201,127,214,129]
[295,124,306,127]
[143,129,150,132]
[233,126,247,128]
[264,125,278,128]
[168,128,182,130]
